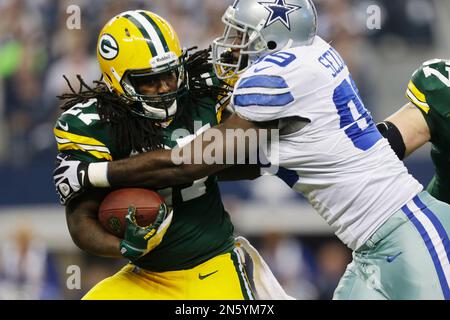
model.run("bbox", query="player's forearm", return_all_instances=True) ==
[105,149,221,188]
[89,114,259,188]
[101,136,231,188]
[88,151,224,189]
[106,149,177,188]
[81,149,184,189]
[109,157,228,188]
[66,194,122,258]
[69,213,122,258]
[385,102,431,158]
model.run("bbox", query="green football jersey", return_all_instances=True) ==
[406,59,450,203]
[54,96,235,272]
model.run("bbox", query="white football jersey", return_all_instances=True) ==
[233,36,423,250]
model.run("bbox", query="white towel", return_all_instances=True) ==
[235,236,295,300]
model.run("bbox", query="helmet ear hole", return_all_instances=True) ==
[267,41,277,50]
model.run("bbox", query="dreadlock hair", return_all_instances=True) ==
[185,46,233,100]
[57,47,233,158]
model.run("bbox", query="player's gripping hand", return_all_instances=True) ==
[119,204,173,262]
[53,154,91,205]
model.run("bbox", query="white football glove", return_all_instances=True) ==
[53,154,91,205]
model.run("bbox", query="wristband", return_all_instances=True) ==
[88,162,110,187]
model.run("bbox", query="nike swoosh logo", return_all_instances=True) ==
[198,270,218,280]
[386,252,403,263]
[58,121,69,131]
[254,66,272,73]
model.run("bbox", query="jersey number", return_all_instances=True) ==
[63,99,100,125]
[423,63,450,88]
[159,177,208,206]
[180,177,208,202]
[263,52,296,67]
[333,76,381,151]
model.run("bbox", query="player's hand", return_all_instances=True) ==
[119,204,173,262]
[53,154,91,205]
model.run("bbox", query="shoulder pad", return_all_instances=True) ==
[54,99,113,161]
[406,59,450,117]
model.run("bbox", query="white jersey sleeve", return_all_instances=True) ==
[233,74,293,122]
[233,44,329,123]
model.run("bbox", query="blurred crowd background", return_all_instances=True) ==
[0,0,448,299]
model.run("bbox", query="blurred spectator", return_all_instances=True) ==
[316,0,375,108]
[0,0,48,166]
[0,224,61,299]
[0,0,233,169]
[369,0,437,47]
[44,29,99,112]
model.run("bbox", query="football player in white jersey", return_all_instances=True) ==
[54,0,450,299]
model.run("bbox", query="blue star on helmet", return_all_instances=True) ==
[258,0,302,30]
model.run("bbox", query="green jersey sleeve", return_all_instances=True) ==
[405,59,450,146]
[406,59,450,117]
[54,98,114,163]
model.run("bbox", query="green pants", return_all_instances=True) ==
[334,191,450,300]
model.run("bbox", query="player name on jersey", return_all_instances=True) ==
[232,36,422,250]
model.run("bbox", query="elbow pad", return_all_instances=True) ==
[376,121,406,160]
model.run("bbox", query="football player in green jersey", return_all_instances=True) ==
[53,10,267,300]
[377,59,450,204]
[54,1,450,299]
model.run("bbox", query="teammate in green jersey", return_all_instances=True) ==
[377,59,450,203]
[53,10,264,300]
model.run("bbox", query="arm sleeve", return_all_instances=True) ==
[232,74,295,122]
[53,108,112,202]
[376,121,406,160]
[405,59,450,145]
[54,111,112,163]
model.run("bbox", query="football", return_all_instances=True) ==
[98,188,165,238]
